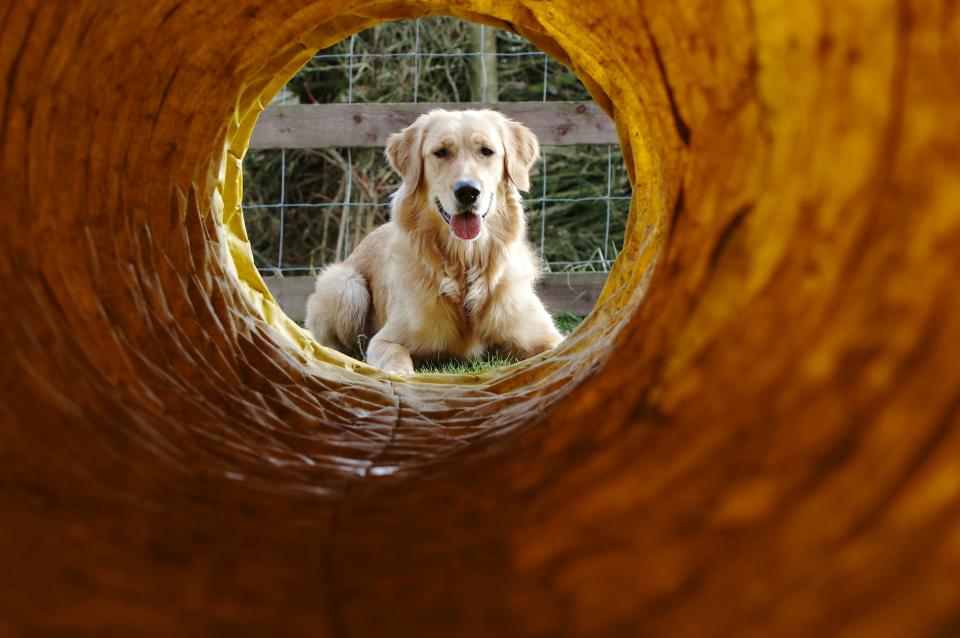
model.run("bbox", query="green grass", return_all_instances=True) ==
[413,313,584,375]
[553,313,584,335]
[297,314,585,375]
[415,354,519,376]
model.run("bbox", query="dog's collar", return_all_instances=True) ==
[436,198,452,224]
[435,198,490,224]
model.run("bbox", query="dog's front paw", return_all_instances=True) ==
[367,336,415,376]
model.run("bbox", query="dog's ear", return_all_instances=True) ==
[386,121,423,189]
[503,119,540,192]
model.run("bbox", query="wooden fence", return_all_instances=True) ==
[251,100,615,317]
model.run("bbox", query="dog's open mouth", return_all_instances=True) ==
[436,199,483,241]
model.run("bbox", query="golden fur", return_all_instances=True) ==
[305,109,563,373]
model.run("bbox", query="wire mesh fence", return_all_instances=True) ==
[242,17,631,276]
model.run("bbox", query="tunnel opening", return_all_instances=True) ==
[238,16,636,378]
[219,7,664,404]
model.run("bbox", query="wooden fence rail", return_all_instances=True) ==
[264,272,607,322]
[249,101,617,149]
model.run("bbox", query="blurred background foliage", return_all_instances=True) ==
[242,17,631,274]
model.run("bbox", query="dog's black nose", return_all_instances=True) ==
[454,180,481,205]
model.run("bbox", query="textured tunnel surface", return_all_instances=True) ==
[2,0,960,635]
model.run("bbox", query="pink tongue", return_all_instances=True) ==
[450,213,482,240]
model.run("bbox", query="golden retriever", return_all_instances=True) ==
[305,109,563,374]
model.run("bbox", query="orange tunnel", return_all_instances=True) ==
[2,0,960,635]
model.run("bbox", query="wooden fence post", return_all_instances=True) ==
[469,23,498,103]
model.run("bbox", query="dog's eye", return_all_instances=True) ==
[433,148,450,159]
[480,147,494,157]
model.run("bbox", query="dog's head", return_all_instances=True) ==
[386,109,539,242]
